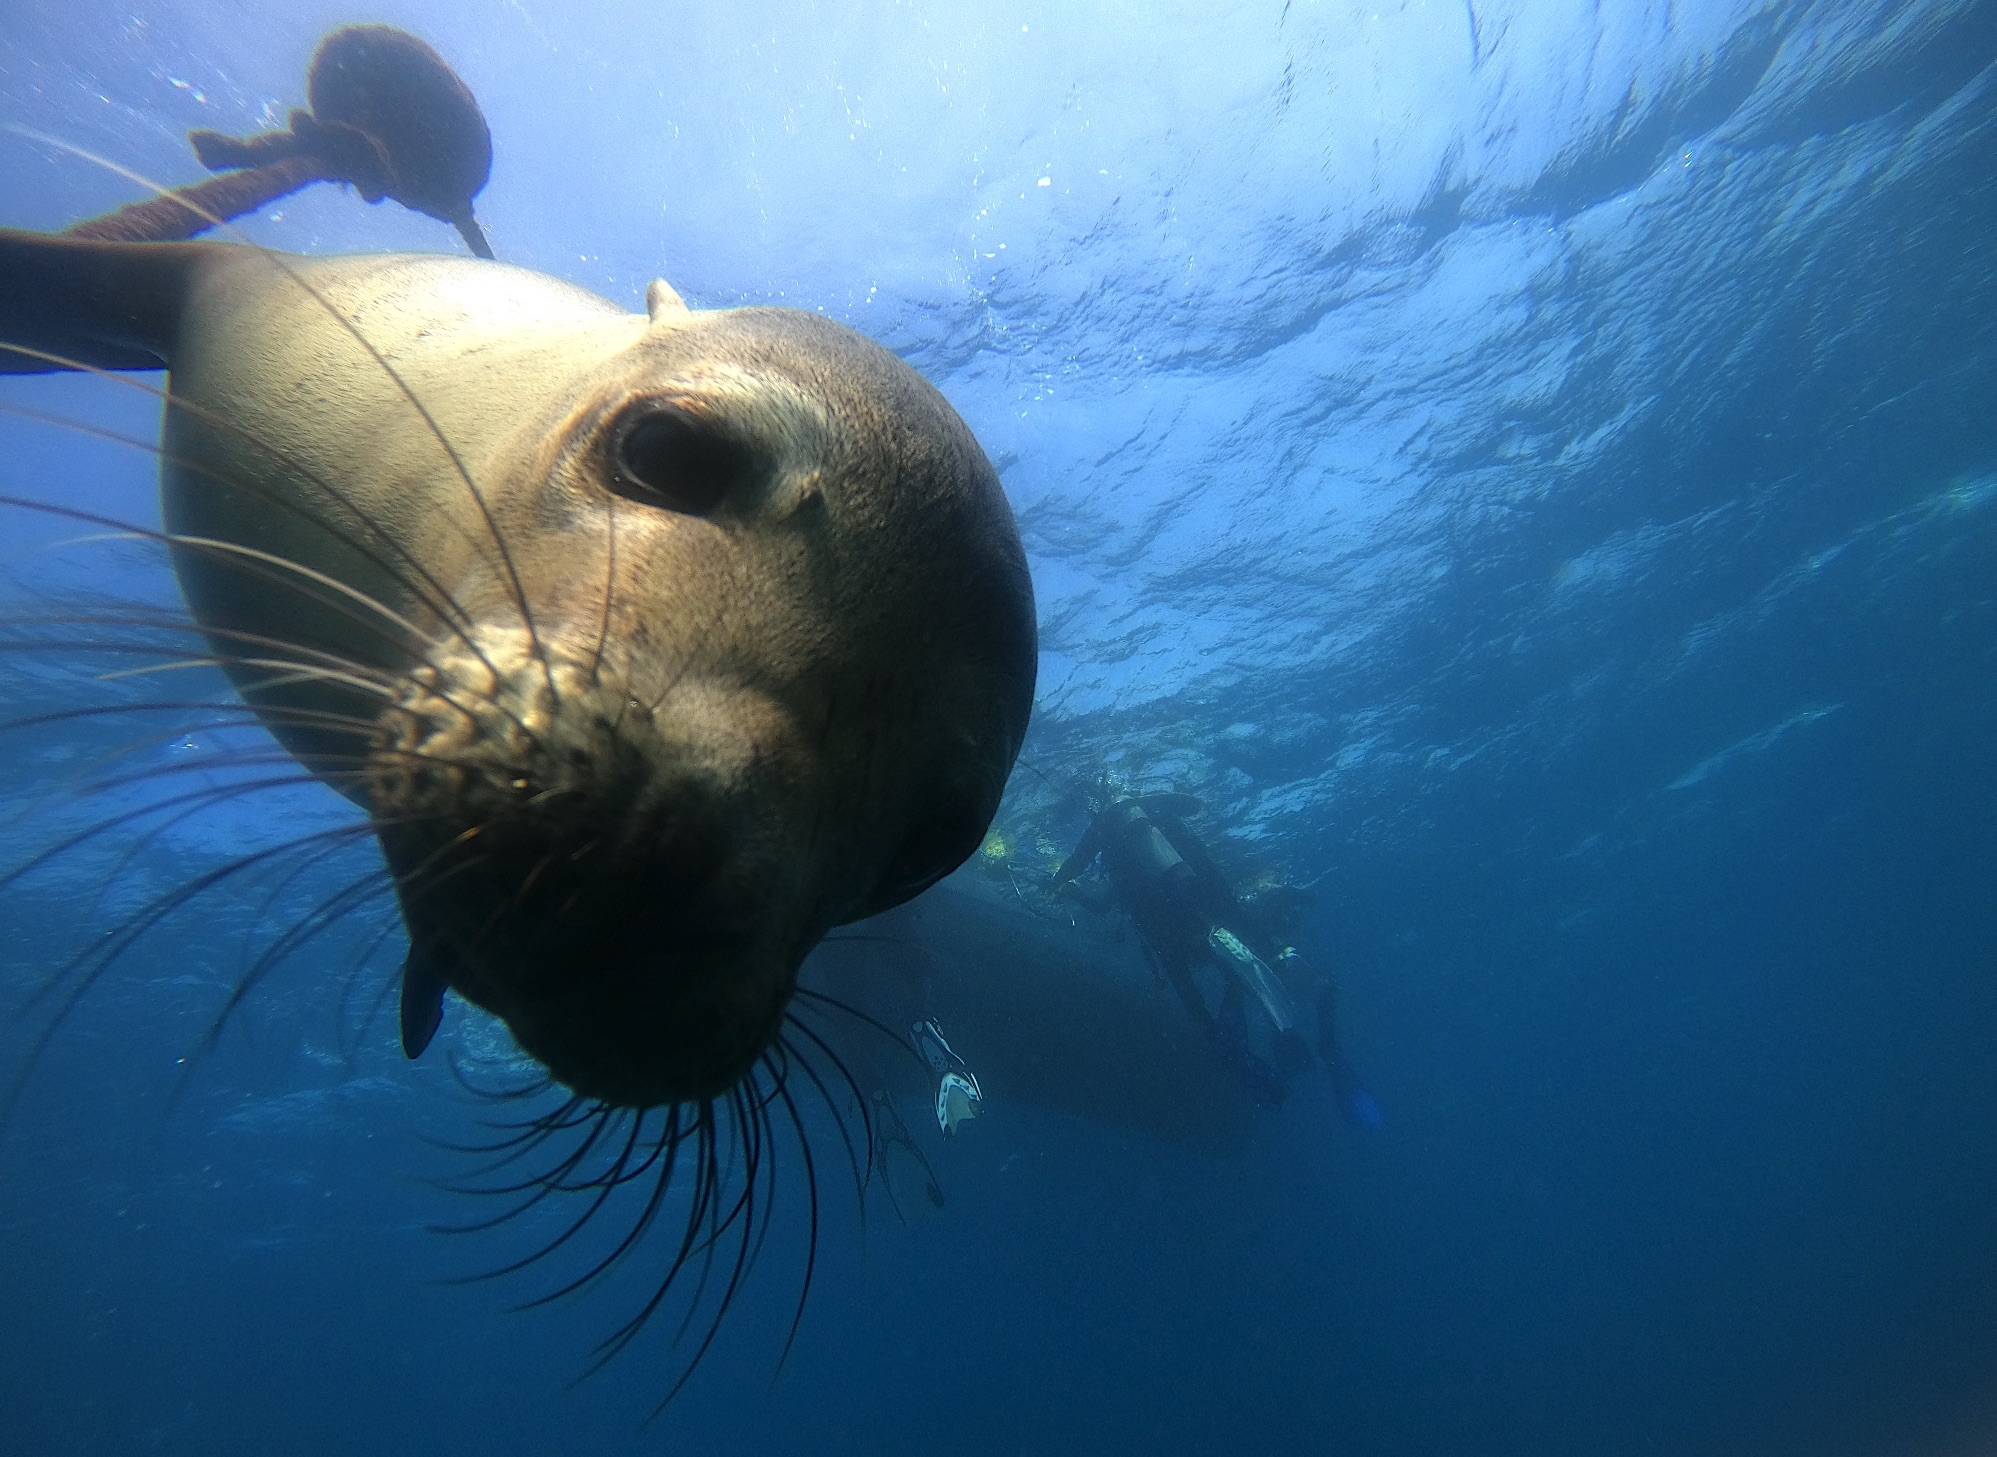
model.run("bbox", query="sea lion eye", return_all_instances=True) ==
[609,406,755,516]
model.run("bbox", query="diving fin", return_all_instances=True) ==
[1208,925,1299,1033]
[868,1089,946,1223]
[913,1019,984,1136]
[398,945,452,1058]
[1330,1062,1384,1129]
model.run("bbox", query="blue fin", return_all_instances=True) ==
[1336,1076,1384,1130]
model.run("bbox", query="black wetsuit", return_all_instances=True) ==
[1055,794,1311,1104]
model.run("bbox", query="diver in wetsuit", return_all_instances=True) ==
[1052,786,1380,1125]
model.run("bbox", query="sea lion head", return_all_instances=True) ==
[366,294,1034,1107]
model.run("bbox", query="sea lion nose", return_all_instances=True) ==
[372,632,824,1105]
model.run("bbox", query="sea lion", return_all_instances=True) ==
[0,229,1037,1111]
[65,24,497,255]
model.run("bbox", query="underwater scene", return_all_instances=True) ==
[1,1,1994,1453]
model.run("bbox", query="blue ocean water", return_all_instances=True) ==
[0,1,1994,1453]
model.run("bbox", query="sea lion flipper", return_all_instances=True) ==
[188,121,310,173]
[0,229,215,375]
[399,946,453,1058]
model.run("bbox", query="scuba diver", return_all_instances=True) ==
[1051,779,1381,1127]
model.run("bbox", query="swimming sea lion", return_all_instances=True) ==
[65,24,497,255]
[0,229,1037,1111]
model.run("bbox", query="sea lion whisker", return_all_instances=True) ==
[72,776,352,932]
[0,612,407,697]
[443,1110,661,1231]
[0,138,555,692]
[588,1113,723,1378]
[642,585,733,720]
[741,1044,795,1114]
[731,1089,788,1353]
[384,790,562,896]
[426,1120,570,1169]
[60,755,461,819]
[154,862,394,1133]
[227,831,395,989]
[168,530,429,646]
[53,743,480,812]
[581,1132,676,1192]
[0,490,433,665]
[0,350,495,654]
[183,862,396,1078]
[0,626,393,694]
[0,427,447,652]
[0,709,344,808]
[459,1096,606,1153]
[665,1093,762,1332]
[781,1011,893,1133]
[419,1092,586,1156]
[777,1026,874,1202]
[72,641,409,713]
[775,1031,869,1199]
[334,913,420,1061]
[437,1102,624,1207]
[11,772,361,934]
[0,817,387,1131]
[520,1104,696,1316]
[768,1073,821,1380]
[789,985,931,1073]
[36,799,444,1032]
[428,1111,595,1184]
[73,751,368,797]
[95,667,377,717]
[435,1126,653,1271]
[0,706,490,803]
[466,1091,595,1136]
[532,1114,676,1197]
[378,802,577,1036]
[441,1051,552,1103]
[738,1073,789,1301]
[228,260,562,700]
[360,787,577,972]
[451,849,557,970]
[90,655,397,701]
[0,772,348,910]
[623,1100,764,1407]
[0,699,381,738]
[468,1101,634,1196]
[0,635,392,701]
[589,493,616,689]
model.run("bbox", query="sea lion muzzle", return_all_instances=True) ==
[370,627,819,1106]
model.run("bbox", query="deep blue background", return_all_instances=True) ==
[2,1,1995,1453]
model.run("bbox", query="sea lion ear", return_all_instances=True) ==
[645,278,689,322]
